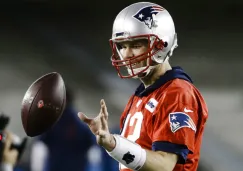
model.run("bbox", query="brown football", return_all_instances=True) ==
[21,72,66,137]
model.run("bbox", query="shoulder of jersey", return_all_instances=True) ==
[163,79,193,92]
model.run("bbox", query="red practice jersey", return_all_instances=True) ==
[119,67,208,171]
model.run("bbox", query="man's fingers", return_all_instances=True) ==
[101,115,108,131]
[78,112,92,125]
[100,99,108,120]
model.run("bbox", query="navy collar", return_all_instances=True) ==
[135,66,193,97]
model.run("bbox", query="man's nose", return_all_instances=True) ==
[123,48,134,60]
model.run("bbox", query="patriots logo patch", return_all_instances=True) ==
[133,6,164,29]
[169,112,196,133]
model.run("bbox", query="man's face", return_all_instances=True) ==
[117,39,149,69]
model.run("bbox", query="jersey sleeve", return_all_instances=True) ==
[151,88,198,158]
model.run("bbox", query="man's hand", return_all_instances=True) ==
[78,99,116,151]
[2,131,18,166]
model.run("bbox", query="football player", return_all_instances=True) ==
[79,2,208,171]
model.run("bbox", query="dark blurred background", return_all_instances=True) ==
[0,0,242,170]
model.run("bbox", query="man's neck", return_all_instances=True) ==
[140,63,172,88]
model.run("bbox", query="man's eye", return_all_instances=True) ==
[117,44,125,50]
[133,45,141,48]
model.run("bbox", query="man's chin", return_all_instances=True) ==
[137,72,147,78]
[127,70,146,79]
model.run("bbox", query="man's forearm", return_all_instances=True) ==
[140,150,178,171]
[106,135,178,171]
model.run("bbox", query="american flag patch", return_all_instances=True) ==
[145,98,158,113]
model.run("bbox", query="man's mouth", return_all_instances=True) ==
[127,62,138,69]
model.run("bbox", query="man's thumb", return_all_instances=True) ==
[78,112,92,124]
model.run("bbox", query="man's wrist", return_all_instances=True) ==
[0,163,13,171]
[106,134,146,170]
[103,134,116,152]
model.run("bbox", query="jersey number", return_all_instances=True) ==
[121,112,144,142]
[120,112,144,170]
